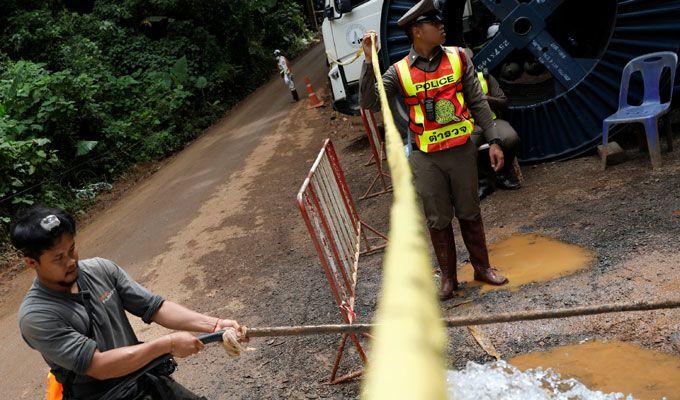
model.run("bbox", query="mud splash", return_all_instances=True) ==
[458,233,594,292]
[510,340,680,400]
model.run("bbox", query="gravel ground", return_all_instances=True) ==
[1,44,677,398]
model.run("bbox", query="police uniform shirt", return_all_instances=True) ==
[359,45,500,144]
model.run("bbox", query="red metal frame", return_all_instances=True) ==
[297,139,387,383]
[359,109,392,200]
[363,110,387,167]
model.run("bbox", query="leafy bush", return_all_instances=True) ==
[0,0,313,248]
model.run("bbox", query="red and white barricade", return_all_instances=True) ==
[360,108,392,200]
[297,139,387,383]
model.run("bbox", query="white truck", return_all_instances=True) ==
[321,0,384,116]
[319,0,680,162]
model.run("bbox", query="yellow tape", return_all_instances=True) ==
[326,48,364,66]
[361,35,448,399]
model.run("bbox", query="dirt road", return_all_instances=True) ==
[0,43,344,399]
[1,41,679,399]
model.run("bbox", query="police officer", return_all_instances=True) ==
[473,65,522,199]
[360,0,508,300]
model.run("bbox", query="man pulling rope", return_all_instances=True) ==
[12,206,248,399]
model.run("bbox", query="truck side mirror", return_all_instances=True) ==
[324,5,335,19]
[335,0,352,14]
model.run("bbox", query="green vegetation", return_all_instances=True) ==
[0,0,312,246]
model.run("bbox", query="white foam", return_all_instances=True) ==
[446,361,640,400]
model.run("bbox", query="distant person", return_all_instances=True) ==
[12,206,247,399]
[274,49,299,102]
[469,49,521,199]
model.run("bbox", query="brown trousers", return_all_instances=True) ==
[409,139,480,229]
[470,119,519,151]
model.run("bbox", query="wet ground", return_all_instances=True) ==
[0,44,679,398]
[510,340,680,399]
[458,233,595,293]
[310,106,680,398]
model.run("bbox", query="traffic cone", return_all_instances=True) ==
[304,76,325,109]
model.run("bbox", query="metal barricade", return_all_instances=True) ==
[297,139,387,383]
[360,108,392,200]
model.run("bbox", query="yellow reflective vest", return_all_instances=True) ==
[395,47,475,153]
[477,71,497,120]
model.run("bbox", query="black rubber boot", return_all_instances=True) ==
[496,150,520,190]
[477,149,495,200]
[496,173,521,190]
[478,179,495,200]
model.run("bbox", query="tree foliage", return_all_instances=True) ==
[0,0,312,243]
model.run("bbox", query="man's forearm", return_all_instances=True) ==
[86,337,170,380]
[486,96,507,114]
[467,96,500,142]
[359,62,380,111]
[486,75,508,116]
[359,63,401,112]
[461,52,500,142]
[152,301,217,333]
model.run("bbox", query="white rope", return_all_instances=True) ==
[326,48,364,67]
[221,328,255,357]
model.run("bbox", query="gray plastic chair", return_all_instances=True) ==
[602,51,677,169]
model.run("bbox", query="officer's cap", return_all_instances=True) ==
[397,0,444,29]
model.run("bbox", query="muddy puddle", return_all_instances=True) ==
[458,233,594,293]
[510,340,680,400]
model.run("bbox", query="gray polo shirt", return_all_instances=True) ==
[18,257,164,398]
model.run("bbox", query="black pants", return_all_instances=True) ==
[471,119,520,181]
[134,376,207,400]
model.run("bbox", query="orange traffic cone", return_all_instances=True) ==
[304,76,325,109]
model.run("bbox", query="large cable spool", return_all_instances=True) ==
[381,0,680,162]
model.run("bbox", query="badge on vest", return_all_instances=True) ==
[424,98,436,122]
[434,99,462,124]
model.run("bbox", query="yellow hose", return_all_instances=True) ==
[361,34,448,400]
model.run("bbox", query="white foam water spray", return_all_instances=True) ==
[446,361,642,400]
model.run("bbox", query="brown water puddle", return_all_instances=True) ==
[458,233,594,293]
[510,340,680,400]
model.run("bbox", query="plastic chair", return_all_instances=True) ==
[602,51,677,169]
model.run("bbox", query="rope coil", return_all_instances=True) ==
[220,328,255,357]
